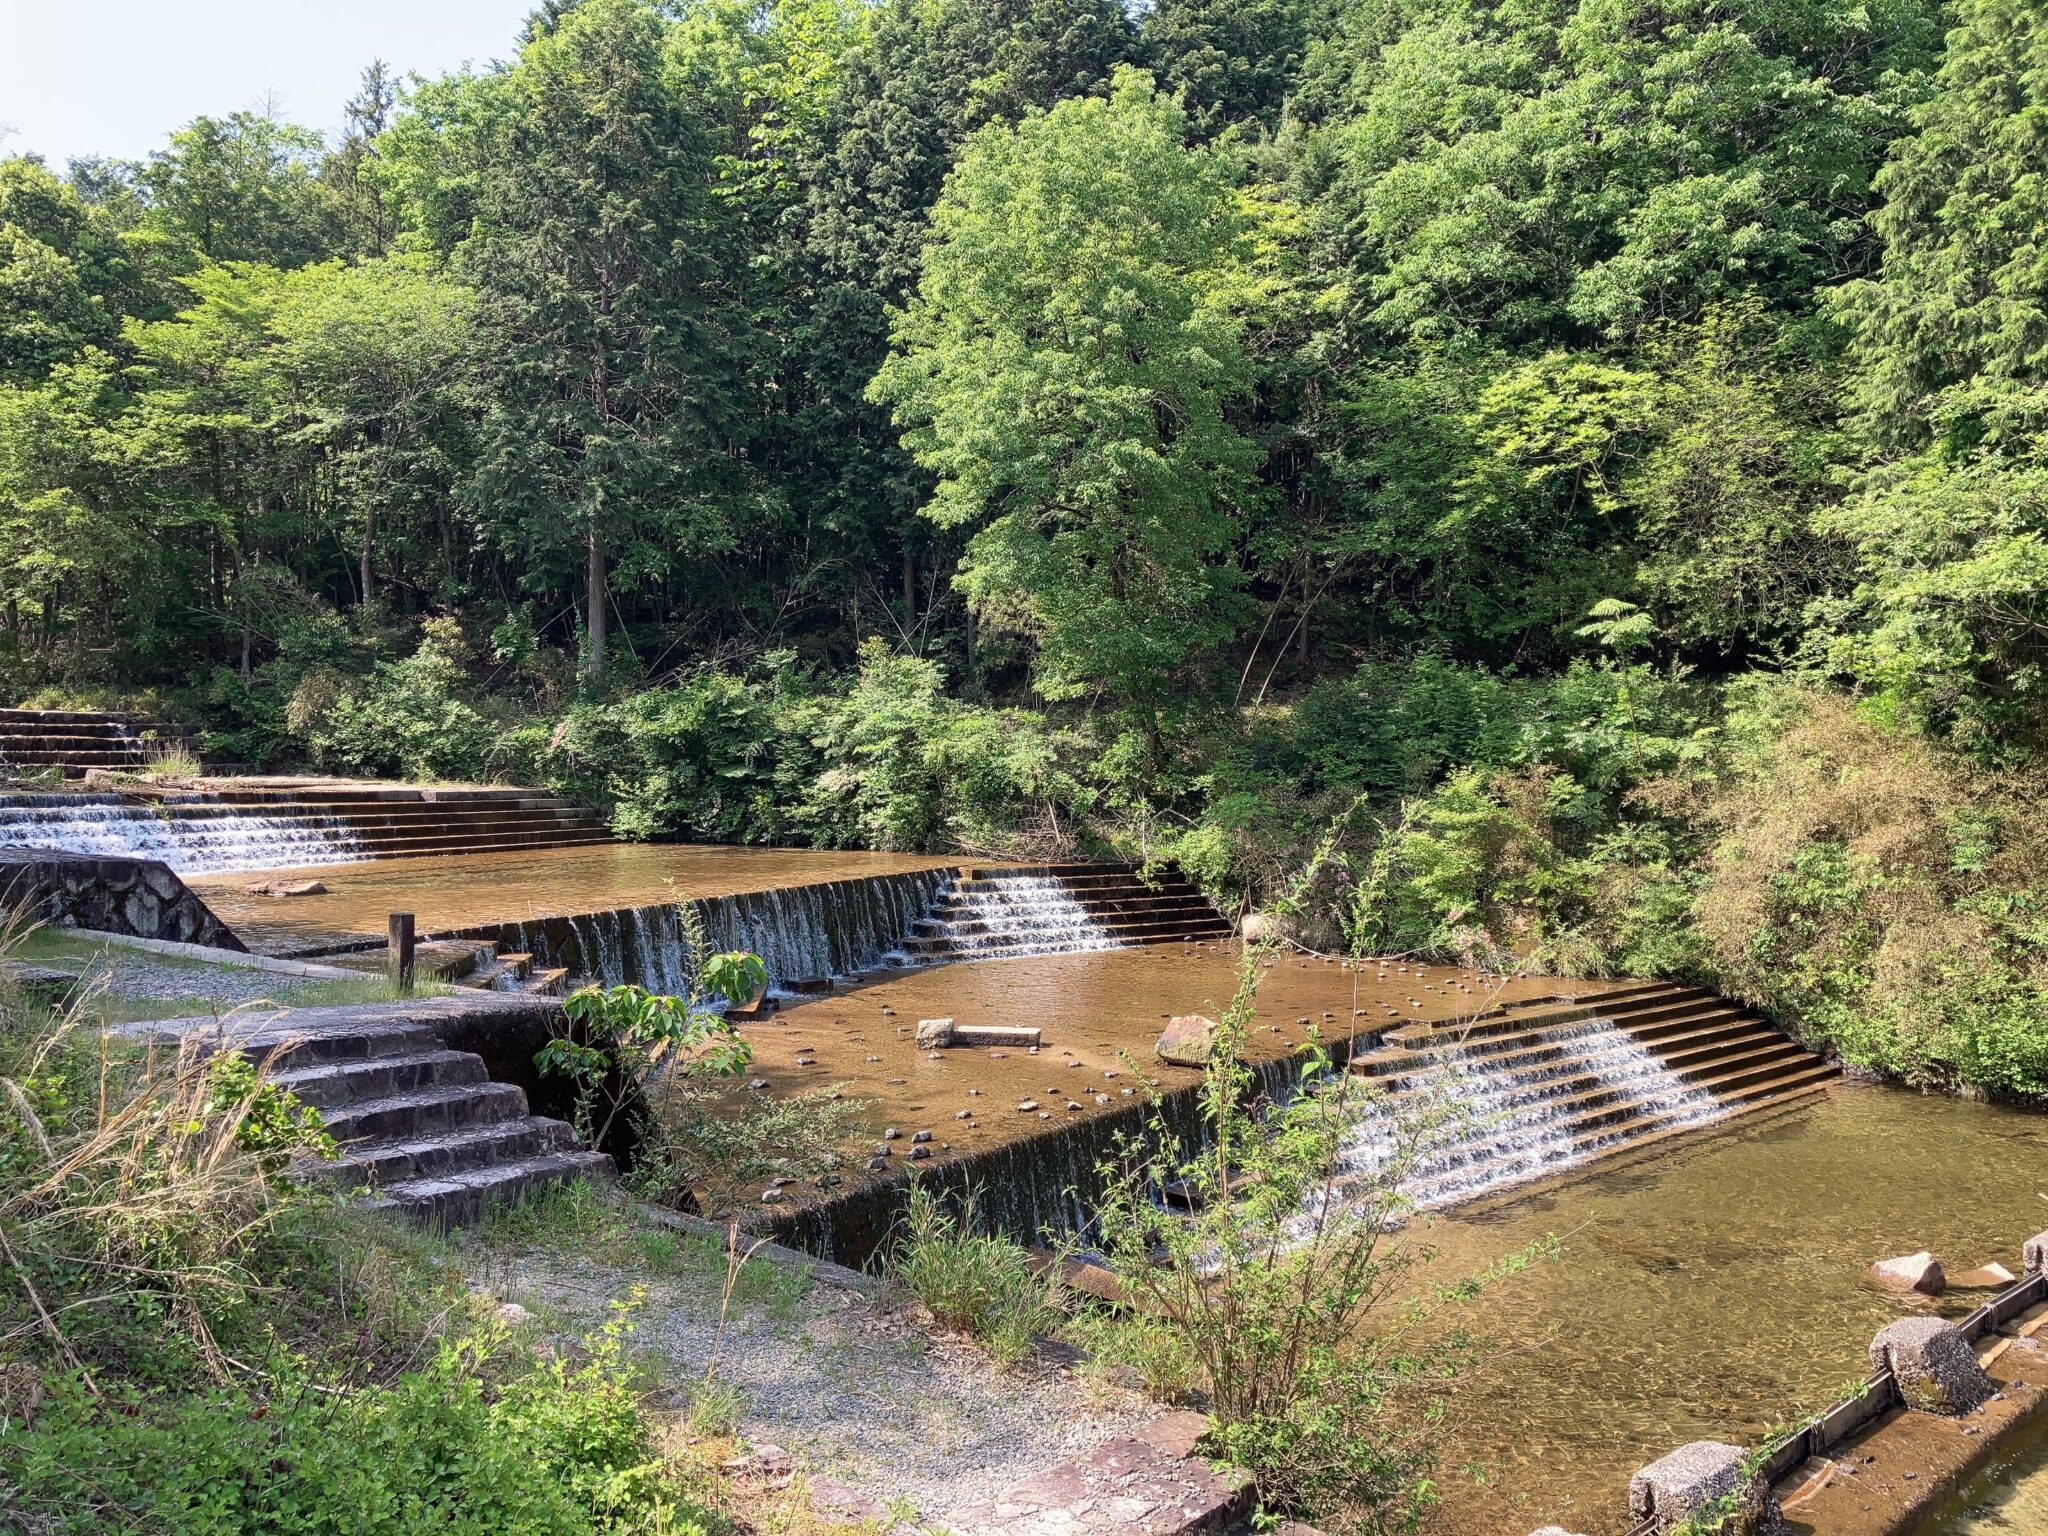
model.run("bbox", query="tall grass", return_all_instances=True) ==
[890,1184,1062,1368]
[0,976,329,1383]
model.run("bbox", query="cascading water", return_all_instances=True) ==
[912,873,1120,960]
[0,794,365,875]
[1332,1015,1725,1210]
[470,869,954,992]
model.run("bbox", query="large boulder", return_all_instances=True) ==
[1870,1317,1995,1415]
[1156,1014,1222,1068]
[1867,1251,1945,1295]
[2026,1229,2048,1276]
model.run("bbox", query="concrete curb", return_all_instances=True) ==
[62,927,369,980]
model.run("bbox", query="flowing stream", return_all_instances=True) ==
[909,872,1120,959]
[0,794,365,875]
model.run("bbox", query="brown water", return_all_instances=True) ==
[732,944,1572,1162]
[735,950,2047,1532]
[189,843,959,953]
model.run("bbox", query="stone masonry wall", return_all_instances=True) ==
[0,845,247,952]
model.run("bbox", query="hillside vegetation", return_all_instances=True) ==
[4,0,2047,1094]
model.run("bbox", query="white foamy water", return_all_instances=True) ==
[1332,1016,1726,1211]
[916,874,1121,959]
[0,795,365,875]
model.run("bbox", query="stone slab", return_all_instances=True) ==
[945,1411,1252,1536]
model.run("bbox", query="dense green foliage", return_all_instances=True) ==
[4,0,2048,1094]
[0,980,717,1533]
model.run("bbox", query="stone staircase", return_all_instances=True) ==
[161,996,612,1226]
[1344,980,1837,1206]
[899,862,1231,962]
[0,708,194,777]
[162,785,612,861]
[325,936,573,997]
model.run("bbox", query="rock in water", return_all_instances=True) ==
[915,1016,956,1048]
[1868,1251,1946,1295]
[1156,1013,1222,1067]
[248,879,327,898]
[1949,1261,2017,1290]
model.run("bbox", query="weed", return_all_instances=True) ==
[890,1183,1060,1369]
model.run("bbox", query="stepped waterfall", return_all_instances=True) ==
[909,873,1119,959]
[472,869,954,992]
[0,794,365,875]
[1334,1015,1726,1210]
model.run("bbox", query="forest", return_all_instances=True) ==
[4,0,2048,1099]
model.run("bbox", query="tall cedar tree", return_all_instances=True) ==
[465,0,728,679]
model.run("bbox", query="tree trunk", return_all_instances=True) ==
[360,508,375,605]
[585,525,606,681]
[902,548,914,614]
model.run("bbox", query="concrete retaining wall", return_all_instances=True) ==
[0,844,246,952]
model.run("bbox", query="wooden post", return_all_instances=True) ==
[388,912,416,994]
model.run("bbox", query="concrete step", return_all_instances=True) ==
[312,1115,581,1187]
[367,1149,617,1227]
[320,1080,531,1142]
[1374,1023,1790,1102]
[1361,1004,1760,1076]
[215,1017,446,1067]
[0,708,140,724]
[272,1048,489,1110]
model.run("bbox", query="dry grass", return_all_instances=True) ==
[1658,686,2048,1086]
[0,986,302,1386]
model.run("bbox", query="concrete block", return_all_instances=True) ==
[1629,1441,1777,1534]
[1870,1316,1995,1415]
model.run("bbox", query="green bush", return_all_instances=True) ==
[3,1316,712,1535]
[302,618,497,781]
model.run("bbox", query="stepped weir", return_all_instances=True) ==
[0,712,1840,1239]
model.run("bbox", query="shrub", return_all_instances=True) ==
[2,1310,713,1536]
[627,1082,868,1215]
[540,950,762,1149]
[890,1183,1061,1369]
[1092,935,1546,1534]
[299,616,497,781]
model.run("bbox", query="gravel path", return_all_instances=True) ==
[57,948,332,1009]
[486,1244,1154,1529]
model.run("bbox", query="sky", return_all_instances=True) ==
[0,0,537,168]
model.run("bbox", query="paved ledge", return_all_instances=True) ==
[944,1410,1257,1536]
[1776,1313,2048,1535]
